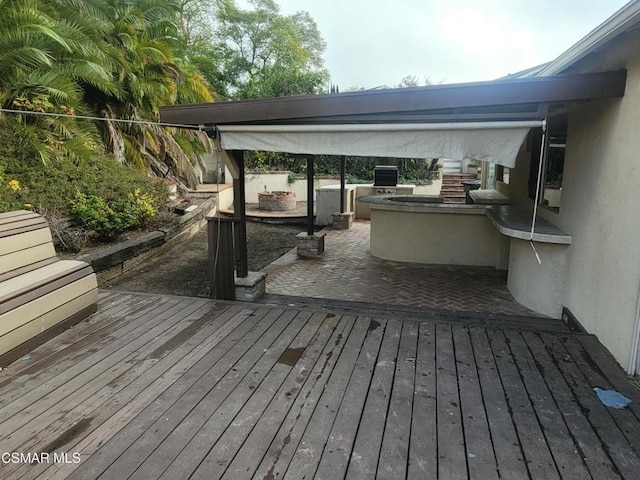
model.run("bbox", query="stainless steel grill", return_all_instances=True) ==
[373,166,398,187]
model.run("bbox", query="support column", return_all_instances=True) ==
[231,150,248,278]
[340,155,346,213]
[332,155,354,229]
[297,155,325,256]
[307,156,315,236]
[208,216,235,300]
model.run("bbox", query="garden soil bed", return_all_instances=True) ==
[103,221,306,297]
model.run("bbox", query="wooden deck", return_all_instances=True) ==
[1,291,640,479]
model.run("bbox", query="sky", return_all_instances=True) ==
[238,0,632,89]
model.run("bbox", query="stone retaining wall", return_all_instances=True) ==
[77,197,216,285]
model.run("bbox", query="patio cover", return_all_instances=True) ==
[216,121,545,168]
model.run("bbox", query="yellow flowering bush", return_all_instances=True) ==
[0,167,26,212]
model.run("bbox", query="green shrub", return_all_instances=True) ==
[71,190,159,240]
[0,154,168,217]
[0,166,24,212]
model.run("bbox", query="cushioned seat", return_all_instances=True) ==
[0,210,97,365]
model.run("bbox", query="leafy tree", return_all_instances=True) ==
[80,0,213,186]
[209,0,329,99]
[176,0,216,47]
[395,75,432,88]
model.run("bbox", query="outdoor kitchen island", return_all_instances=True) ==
[358,195,572,318]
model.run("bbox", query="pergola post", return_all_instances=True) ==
[297,155,325,256]
[231,150,248,278]
[340,155,346,213]
[307,156,315,236]
[331,155,354,229]
[207,216,235,300]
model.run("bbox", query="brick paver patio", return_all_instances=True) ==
[263,220,542,317]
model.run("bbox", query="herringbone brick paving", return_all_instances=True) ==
[263,220,543,317]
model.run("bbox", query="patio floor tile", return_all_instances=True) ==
[263,220,541,317]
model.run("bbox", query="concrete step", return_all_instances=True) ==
[442,174,478,180]
[443,197,467,204]
[442,181,466,186]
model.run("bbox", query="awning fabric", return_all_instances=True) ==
[218,121,545,168]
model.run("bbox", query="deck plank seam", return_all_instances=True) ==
[221,312,351,480]
[250,315,358,480]
[0,298,219,468]
[193,311,336,479]
[69,307,290,480]
[7,304,259,480]
[0,295,182,405]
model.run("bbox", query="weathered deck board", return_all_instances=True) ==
[468,326,530,479]
[222,313,350,479]
[313,317,387,480]
[7,302,252,480]
[0,298,221,457]
[522,331,619,479]
[281,315,373,480]
[407,321,437,480]
[540,332,640,479]
[376,320,418,480]
[191,312,334,479]
[0,296,209,447]
[346,319,402,480]
[65,307,291,480]
[451,325,498,480]
[0,291,159,397]
[436,323,467,480]
[488,329,561,479]
[249,315,357,480]
[0,293,180,408]
[503,329,591,479]
[0,292,639,480]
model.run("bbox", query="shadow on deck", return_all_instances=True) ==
[0,291,639,479]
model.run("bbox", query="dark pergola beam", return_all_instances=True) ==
[160,71,626,127]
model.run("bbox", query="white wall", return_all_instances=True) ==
[243,171,338,203]
[507,239,568,318]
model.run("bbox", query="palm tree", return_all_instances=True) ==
[0,0,213,187]
[0,0,121,162]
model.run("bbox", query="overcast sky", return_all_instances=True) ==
[239,0,632,89]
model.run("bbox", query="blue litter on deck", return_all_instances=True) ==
[594,387,631,409]
[21,354,30,361]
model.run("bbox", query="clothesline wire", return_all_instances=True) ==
[0,107,204,131]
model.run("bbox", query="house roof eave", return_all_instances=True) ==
[160,71,626,128]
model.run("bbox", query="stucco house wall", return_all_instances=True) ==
[551,35,640,370]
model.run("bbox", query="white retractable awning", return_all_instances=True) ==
[217,121,545,168]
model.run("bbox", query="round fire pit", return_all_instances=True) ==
[258,191,297,211]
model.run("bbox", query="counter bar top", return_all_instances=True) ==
[358,195,572,244]
[486,205,571,244]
